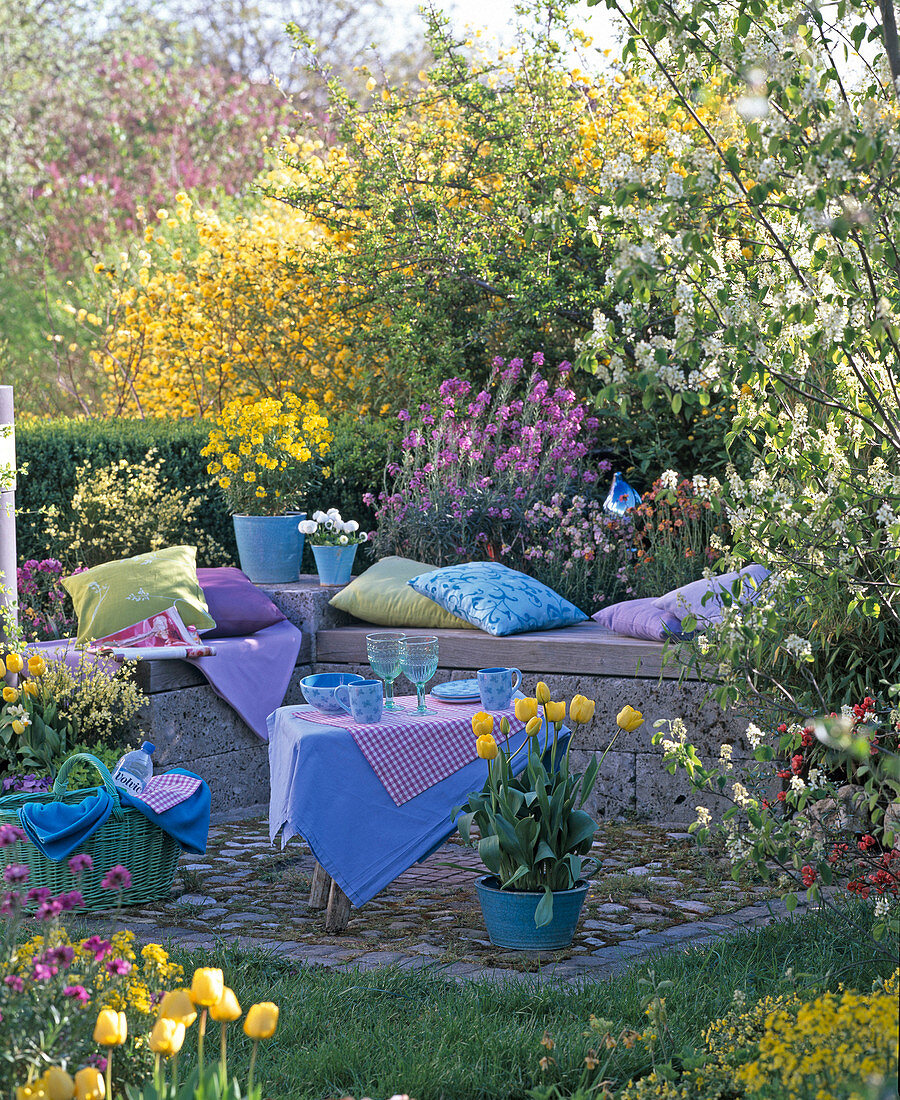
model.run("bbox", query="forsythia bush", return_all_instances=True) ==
[83,190,358,418]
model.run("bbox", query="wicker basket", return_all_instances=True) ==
[0,752,181,910]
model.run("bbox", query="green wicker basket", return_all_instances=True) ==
[0,752,181,910]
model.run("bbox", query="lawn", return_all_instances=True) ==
[158,904,896,1100]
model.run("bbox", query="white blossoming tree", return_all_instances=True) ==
[580,0,900,939]
[571,0,900,715]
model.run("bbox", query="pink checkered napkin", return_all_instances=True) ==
[293,696,520,806]
[133,773,202,813]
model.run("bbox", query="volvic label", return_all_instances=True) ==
[112,769,144,796]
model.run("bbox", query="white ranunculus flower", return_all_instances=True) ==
[312,510,328,523]
[338,534,349,545]
[344,519,359,533]
[359,531,368,542]
[297,520,318,535]
[327,508,342,520]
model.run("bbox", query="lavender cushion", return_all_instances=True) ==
[197,567,286,639]
[592,598,685,642]
[652,565,770,625]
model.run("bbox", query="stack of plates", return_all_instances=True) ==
[430,679,481,704]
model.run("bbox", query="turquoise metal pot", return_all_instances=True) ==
[475,875,589,950]
[232,514,306,584]
[311,543,357,586]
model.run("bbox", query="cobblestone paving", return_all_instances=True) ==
[72,815,806,983]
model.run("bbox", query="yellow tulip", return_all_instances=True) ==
[535,681,551,705]
[243,1002,279,1040]
[148,1017,186,1056]
[93,1008,127,1046]
[43,1068,75,1100]
[158,988,198,1027]
[26,654,46,677]
[525,715,543,736]
[2,686,19,703]
[190,967,224,1007]
[476,734,499,760]
[5,653,24,674]
[514,697,538,723]
[16,1084,47,1100]
[210,986,242,1023]
[471,711,494,738]
[74,1067,105,1100]
[616,705,644,732]
[569,695,596,725]
[544,700,566,725]
[11,720,26,735]
[22,679,38,697]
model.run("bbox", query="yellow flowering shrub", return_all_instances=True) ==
[201,393,332,515]
[616,971,899,1100]
[85,188,358,418]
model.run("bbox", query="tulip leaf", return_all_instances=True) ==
[534,885,555,927]
[478,833,502,874]
[579,754,599,804]
[565,810,597,850]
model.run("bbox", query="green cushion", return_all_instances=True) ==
[329,556,476,630]
[63,545,215,643]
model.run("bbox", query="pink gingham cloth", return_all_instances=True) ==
[132,773,202,814]
[292,696,521,806]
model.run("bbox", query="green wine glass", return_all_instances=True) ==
[366,631,407,711]
[399,635,440,716]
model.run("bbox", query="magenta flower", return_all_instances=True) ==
[26,887,52,904]
[84,936,112,961]
[68,853,93,875]
[0,824,26,847]
[60,890,84,911]
[4,975,24,992]
[63,984,90,1003]
[106,958,132,976]
[36,898,63,920]
[101,864,132,891]
[47,945,75,968]
[3,864,29,884]
[32,963,57,981]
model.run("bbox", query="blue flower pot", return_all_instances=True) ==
[311,543,357,586]
[232,514,306,584]
[475,875,589,950]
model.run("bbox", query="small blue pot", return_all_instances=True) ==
[232,514,306,584]
[311,543,357,586]
[475,875,589,950]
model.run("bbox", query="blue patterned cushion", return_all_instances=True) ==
[407,562,587,637]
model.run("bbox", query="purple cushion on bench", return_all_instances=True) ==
[592,597,685,642]
[652,564,770,625]
[197,567,286,639]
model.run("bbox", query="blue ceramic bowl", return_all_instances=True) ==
[300,672,365,714]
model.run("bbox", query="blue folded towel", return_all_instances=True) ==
[119,769,211,855]
[18,790,114,862]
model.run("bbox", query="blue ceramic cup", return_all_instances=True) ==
[334,680,384,724]
[476,667,522,711]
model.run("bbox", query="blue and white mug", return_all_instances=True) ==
[476,667,522,711]
[334,680,384,724]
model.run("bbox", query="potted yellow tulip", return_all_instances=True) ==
[456,687,642,950]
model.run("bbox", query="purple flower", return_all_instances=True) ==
[106,958,132,976]
[4,864,29,885]
[0,824,26,847]
[84,936,112,961]
[36,898,63,920]
[4,974,24,992]
[32,963,57,981]
[68,853,93,875]
[101,865,131,892]
[397,409,410,421]
[26,887,52,903]
[47,945,75,968]
[64,984,90,1003]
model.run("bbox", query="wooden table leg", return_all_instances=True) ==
[325,879,352,933]
[308,862,332,909]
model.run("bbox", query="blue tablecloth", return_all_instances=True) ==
[267,704,563,907]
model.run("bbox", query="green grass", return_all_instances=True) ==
[163,905,897,1100]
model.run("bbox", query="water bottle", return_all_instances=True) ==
[111,741,155,797]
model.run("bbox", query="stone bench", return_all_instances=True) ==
[138,577,748,824]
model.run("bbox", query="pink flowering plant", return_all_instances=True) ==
[0,839,178,1091]
[368,353,611,575]
[16,560,80,643]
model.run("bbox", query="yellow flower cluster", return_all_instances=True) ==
[201,394,332,515]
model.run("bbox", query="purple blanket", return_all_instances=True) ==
[33,619,302,741]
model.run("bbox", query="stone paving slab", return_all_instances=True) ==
[56,814,814,983]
